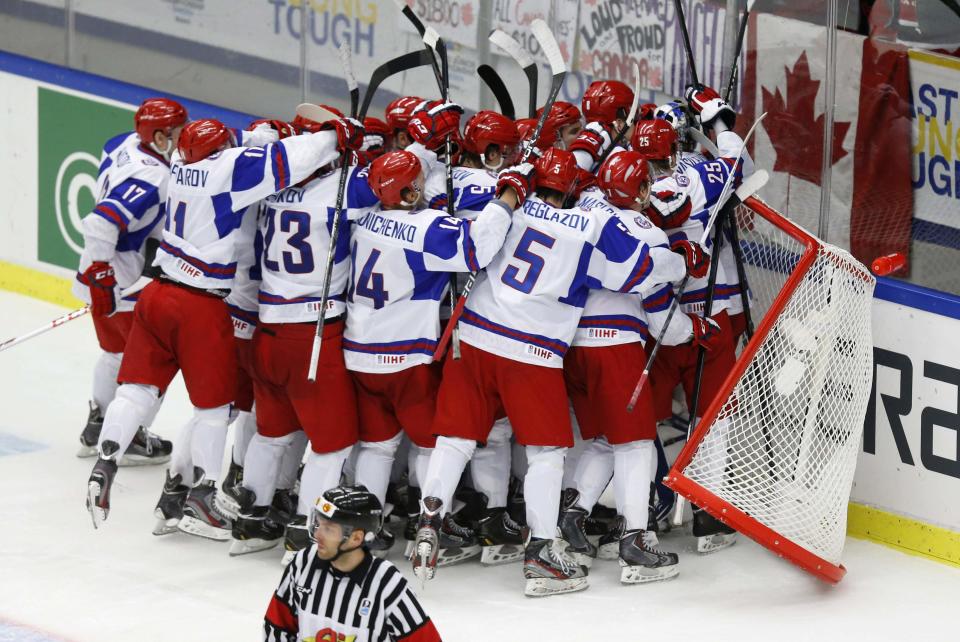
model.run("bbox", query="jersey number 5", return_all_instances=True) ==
[501,227,555,294]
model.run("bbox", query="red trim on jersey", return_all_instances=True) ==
[264,594,298,634]
[94,203,128,231]
[397,619,442,642]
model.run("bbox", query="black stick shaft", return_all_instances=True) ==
[727,208,755,341]
[673,0,700,87]
[724,4,751,103]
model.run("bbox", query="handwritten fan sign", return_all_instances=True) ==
[576,0,665,91]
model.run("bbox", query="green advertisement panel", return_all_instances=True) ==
[37,87,134,270]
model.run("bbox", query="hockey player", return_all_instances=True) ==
[413,147,666,597]
[263,485,441,642]
[85,114,364,538]
[533,101,583,150]
[73,98,187,467]
[360,116,390,164]
[558,150,720,583]
[385,96,424,151]
[569,80,635,173]
[348,142,522,565]
[654,100,707,172]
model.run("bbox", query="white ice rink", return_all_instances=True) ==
[0,290,957,642]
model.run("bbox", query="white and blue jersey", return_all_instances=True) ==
[423,165,497,220]
[572,188,688,347]
[225,202,263,339]
[257,165,379,324]
[344,199,513,373]
[73,132,169,312]
[156,131,340,291]
[459,196,660,368]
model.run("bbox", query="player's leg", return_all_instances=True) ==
[78,350,122,457]
[471,417,525,565]
[219,336,258,517]
[273,429,306,522]
[152,414,197,536]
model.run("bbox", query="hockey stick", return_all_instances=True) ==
[433,18,567,362]
[673,0,700,88]
[478,64,516,119]
[489,29,538,118]
[295,103,342,125]
[624,114,768,411]
[357,49,436,121]
[724,0,757,103]
[689,127,720,158]
[0,276,151,353]
[593,60,642,170]
[307,42,359,381]
[393,1,445,92]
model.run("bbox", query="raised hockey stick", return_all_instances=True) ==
[307,42,359,381]
[724,0,757,103]
[673,0,700,88]
[0,276,151,353]
[433,18,567,362]
[593,60,642,169]
[689,127,720,158]
[478,64,516,119]
[625,115,768,411]
[489,29,538,118]
[295,103,342,125]
[357,49,436,121]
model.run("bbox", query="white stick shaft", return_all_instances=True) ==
[672,496,686,527]
[307,335,322,382]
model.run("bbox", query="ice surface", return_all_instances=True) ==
[0,291,956,641]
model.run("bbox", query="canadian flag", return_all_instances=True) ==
[738,13,912,268]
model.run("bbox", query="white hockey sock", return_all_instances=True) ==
[141,391,164,429]
[524,445,566,540]
[243,432,296,507]
[561,408,586,489]
[98,383,158,459]
[297,445,353,516]
[231,409,257,465]
[573,437,614,511]
[422,436,476,513]
[391,435,411,483]
[91,351,122,413]
[170,417,197,482]
[355,433,403,506]
[470,419,512,508]
[411,445,431,491]
[613,440,655,531]
[190,404,231,484]
[276,430,308,490]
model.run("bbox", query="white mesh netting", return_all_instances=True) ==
[679,198,876,566]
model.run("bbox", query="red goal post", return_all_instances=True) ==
[665,196,876,584]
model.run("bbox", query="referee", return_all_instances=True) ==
[264,485,441,642]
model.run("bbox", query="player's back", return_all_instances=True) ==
[424,165,496,219]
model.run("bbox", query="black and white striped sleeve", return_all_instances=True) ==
[263,554,300,642]
[382,572,440,642]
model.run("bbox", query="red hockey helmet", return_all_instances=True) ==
[631,119,679,162]
[534,147,579,194]
[135,98,188,144]
[385,96,424,132]
[368,150,423,206]
[582,80,634,124]
[598,150,651,208]
[292,104,344,134]
[363,116,390,139]
[463,110,519,155]
[177,118,232,164]
[537,101,582,129]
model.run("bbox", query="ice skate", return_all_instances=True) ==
[230,505,284,556]
[597,515,625,560]
[269,488,297,525]
[178,479,232,541]
[618,528,679,584]
[557,488,597,568]
[153,470,188,536]
[402,486,421,558]
[120,426,172,466]
[86,443,119,529]
[523,537,589,597]
[478,507,528,565]
[368,527,395,559]
[281,514,309,566]
[215,459,244,519]
[411,497,442,583]
[76,402,103,458]
[693,508,737,554]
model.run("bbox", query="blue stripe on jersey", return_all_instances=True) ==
[558,244,595,308]
[404,249,449,301]
[93,202,129,230]
[271,142,291,191]
[460,308,569,357]
[103,131,130,156]
[99,155,113,175]
[595,216,641,263]
[423,216,465,260]
[347,166,378,209]
[258,291,346,305]
[212,192,245,238]
[159,242,237,279]
[461,221,480,272]
[231,147,268,192]
[116,210,164,252]
[106,177,160,220]
[578,314,649,337]
[342,337,437,356]
[429,193,448,210]
[227,303,258,324]
[681,286,731,304]
[619,246,653,292]
[643,285,673,313]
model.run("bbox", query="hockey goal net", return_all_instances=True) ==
[665,196,876,583]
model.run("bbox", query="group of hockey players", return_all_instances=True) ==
[75,72,754,598]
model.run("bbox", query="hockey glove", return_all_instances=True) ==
[81,261,117,317]
[407,102,464,151]
[568,121,614,162]
[248,119,297,140]
[684,85,736,132]
[496,162,536,207]
[671,239,710,279]
[322,117,366,152]
[688,314,723,352]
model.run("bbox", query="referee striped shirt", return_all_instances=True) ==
[264,545,441,642]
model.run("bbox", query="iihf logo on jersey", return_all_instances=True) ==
[358,598,372,616]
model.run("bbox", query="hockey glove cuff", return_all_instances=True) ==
[671,239,710,279]
[81,261,118,317]
[496,162,536,207]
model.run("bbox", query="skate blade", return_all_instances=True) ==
[229,537,281,556]
[697,533,737,554]
[619,560,679,584]
[77,444,97,458]
[214,494,241,520]
[86,481,107,529]
[152,517,181,536]
[177,516,231,541]
[597,543,619,561]
[524,576,588,597]
[480,544,525,566]
[436,544,481,567]
[118,454,171,467]
[412,542,437,582]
